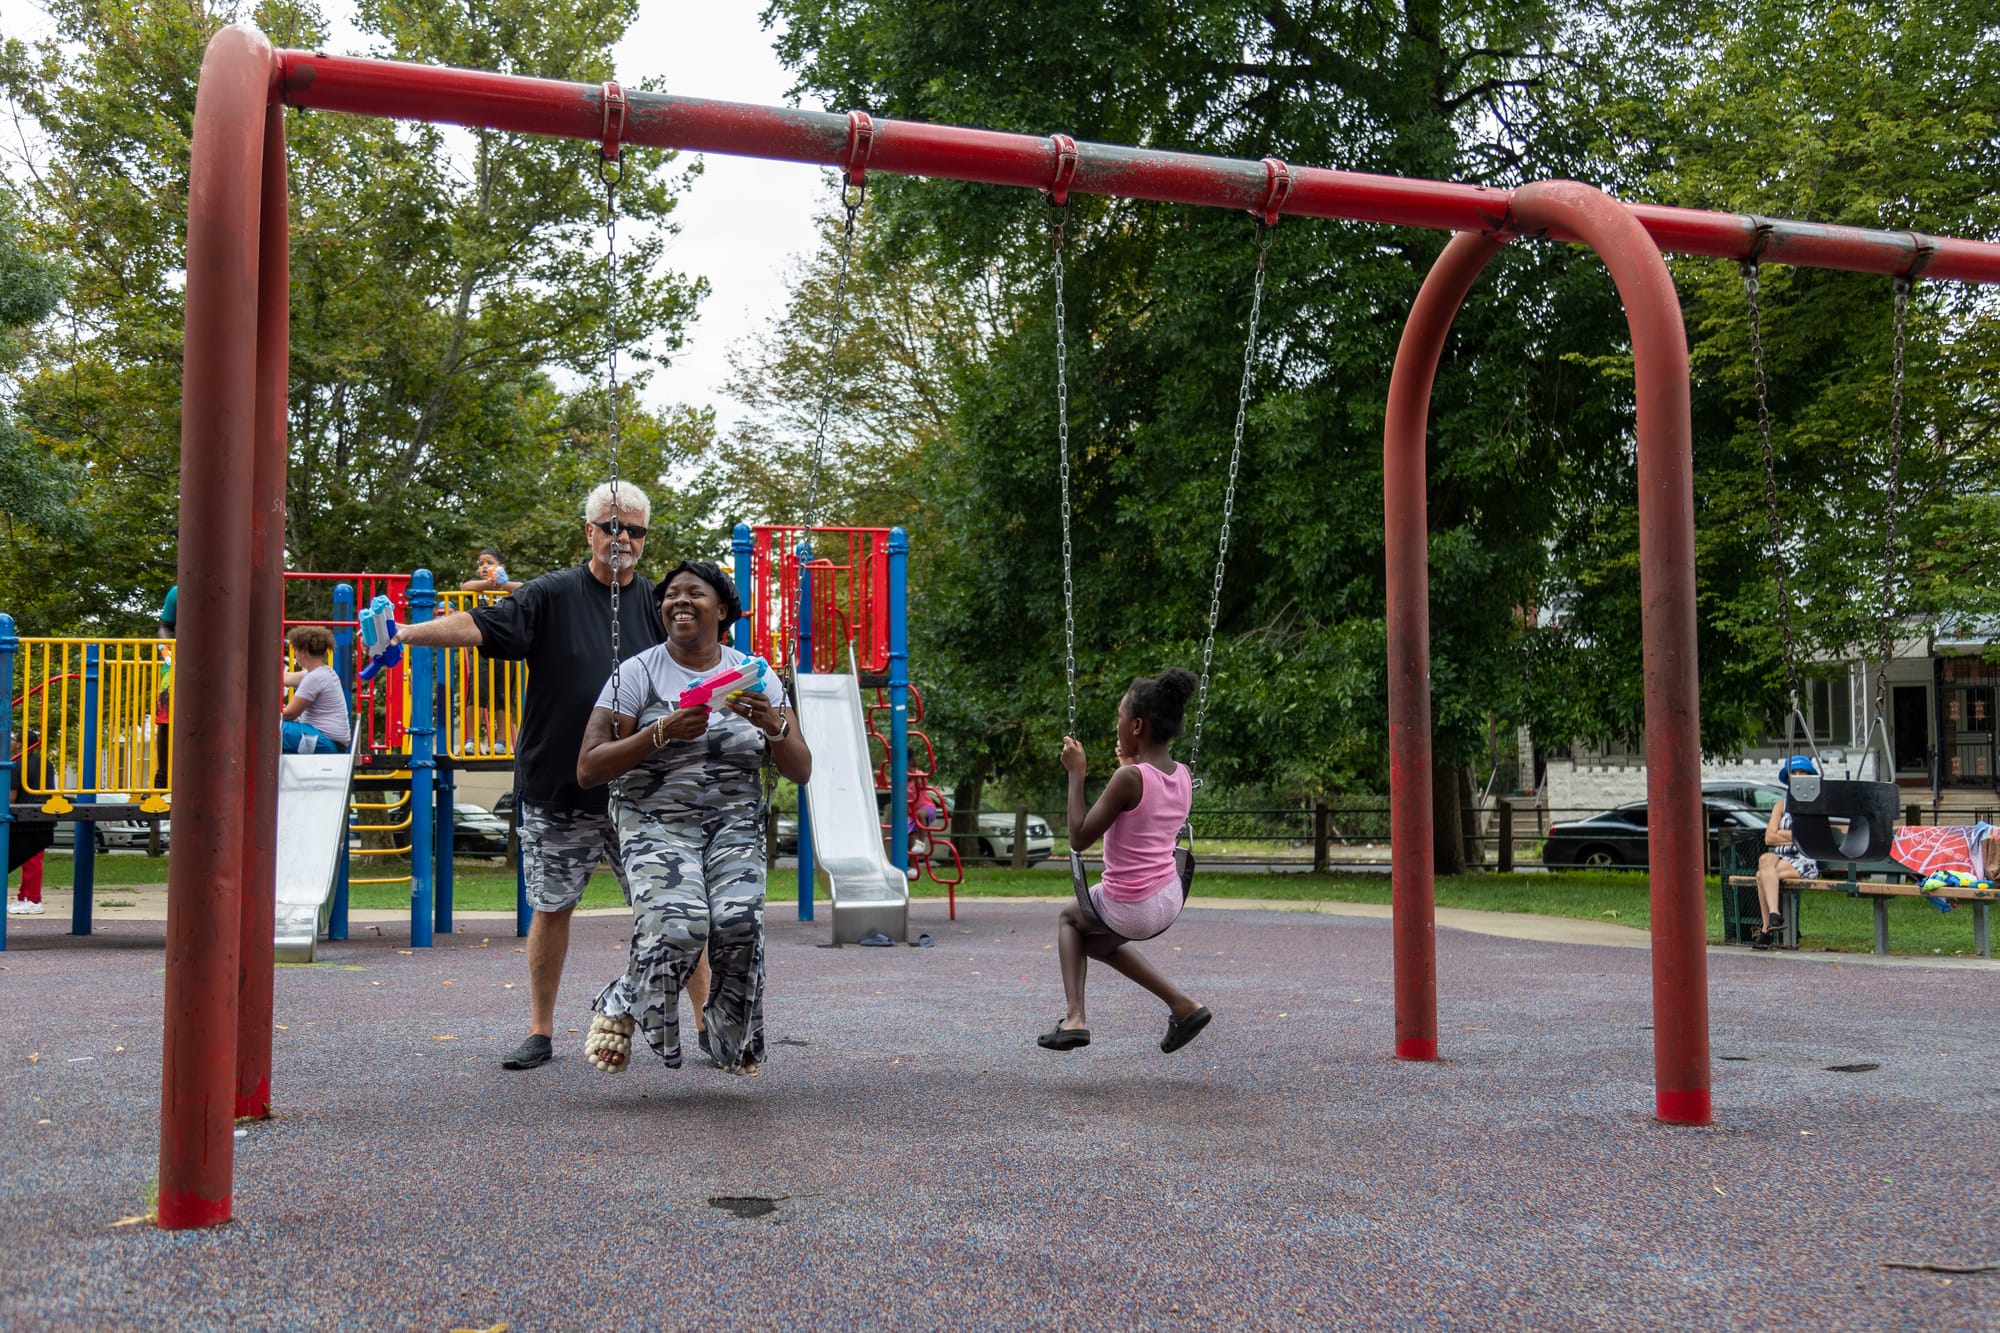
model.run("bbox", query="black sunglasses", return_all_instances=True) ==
[591,519,649,540]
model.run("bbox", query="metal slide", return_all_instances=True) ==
[790,672,909,945]
[273,748,358,963]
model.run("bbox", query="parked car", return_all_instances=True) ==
[774,803,1055,866]
[96,816,170,852]
[453,802,510,858]
[492,790,517,822]
[1542,800,1768,869]
[1701,779,1788,814]
[953,801,1054,865]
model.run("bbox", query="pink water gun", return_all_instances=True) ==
[675,655,771,712]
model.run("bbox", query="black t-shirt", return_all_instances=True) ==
[469,564,664,814]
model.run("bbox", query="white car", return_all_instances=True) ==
[956,803,1053,866]
[96,816,170,852]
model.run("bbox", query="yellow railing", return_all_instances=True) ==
[348,789,413,886]
[433,590,524,761]
[12,638,174,811]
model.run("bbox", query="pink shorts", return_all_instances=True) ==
[1089,871,1184,941]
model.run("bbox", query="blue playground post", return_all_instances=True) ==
[71,643,99,937]
[888,528,910,879]
[329,583,354,941]
[795,540,814,923]
[331,582,357,698]
[732,523,754,656]
[0,614,14,952]
[407,570,435,948]
[435,749,454,934]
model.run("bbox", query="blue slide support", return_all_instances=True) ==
[407,570,435,948]
[0,614,14,952]
[795,540,815,923]
[70,643,99,936]
[888,528,910,878]
[329,582,354,941]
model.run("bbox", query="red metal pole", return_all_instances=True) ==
[1512,182,1710,1127]
[235,105,289,1122]
[160,24,272,1228]
[1383,230,1508,1063]
[1383,183,1711,1125]
[269,48,2000,285]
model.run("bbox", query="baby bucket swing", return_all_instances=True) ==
[1740,235,1926,864]
[1049,152,1293,935]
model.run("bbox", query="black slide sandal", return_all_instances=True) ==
[1037,1023,1091,1051]
[1160,1006,1212,1054]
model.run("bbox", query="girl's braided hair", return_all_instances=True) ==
[1128,667,1197,741]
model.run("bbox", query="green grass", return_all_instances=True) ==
[25,853,1987,959]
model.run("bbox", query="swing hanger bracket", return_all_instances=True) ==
[842,110,875,194]
[1047,134,1080,208]
[1739,214,1775,276]
[1899,233,1937,286]
[1255,157,1292,227]
[597,81,627,180]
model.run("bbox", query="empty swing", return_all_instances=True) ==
[1740,251,1922,864]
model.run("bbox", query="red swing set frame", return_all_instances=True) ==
[160,23,2000,1227]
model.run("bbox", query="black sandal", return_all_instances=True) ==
[1751,929,1773,951]
[1037,1023,1090,1051]
[1160,1006,1213,1054]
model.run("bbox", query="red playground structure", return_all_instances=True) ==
[156,24,2000,1227]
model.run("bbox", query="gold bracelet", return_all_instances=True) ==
[651,717,666,748]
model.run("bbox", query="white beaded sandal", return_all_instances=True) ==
[584,1013,635,1072]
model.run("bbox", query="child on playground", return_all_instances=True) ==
[457,548,520,753]
[1039,667,1211,1055]
[280,625,352,754]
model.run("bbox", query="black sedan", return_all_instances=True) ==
[1542,800,1768,869]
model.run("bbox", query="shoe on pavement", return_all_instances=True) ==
[501,1033,554,1069]
[7,900,44,916]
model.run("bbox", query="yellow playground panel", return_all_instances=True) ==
[11,637,174,812]
[434,589,524,761]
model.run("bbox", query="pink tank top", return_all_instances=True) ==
[1098,761,1191,902]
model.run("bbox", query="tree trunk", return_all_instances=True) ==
[1432,756,1466,876]
[1459,763,1481,868]
[950,774,984,863]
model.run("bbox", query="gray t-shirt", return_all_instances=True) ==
[291,665,352,747]
[592,645,787,811]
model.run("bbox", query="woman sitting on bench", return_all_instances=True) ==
[1754,755,1821,950]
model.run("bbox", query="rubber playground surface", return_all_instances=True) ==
[2,899,1995,1332]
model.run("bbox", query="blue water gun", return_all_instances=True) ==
[356,594,403,682]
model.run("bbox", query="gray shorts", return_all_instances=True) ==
[519,801,630,914]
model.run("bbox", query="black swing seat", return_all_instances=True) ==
[1784,772,1899,864]
[1070,845,1196,941]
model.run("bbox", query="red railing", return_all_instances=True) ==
[750,526,891,674]
[281,572,411,756]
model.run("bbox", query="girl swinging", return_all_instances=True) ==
[1039,668,1212,1054]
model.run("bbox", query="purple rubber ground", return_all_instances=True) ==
[2,901,1996,1331]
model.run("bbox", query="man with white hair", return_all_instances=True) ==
[391,481,708,1069]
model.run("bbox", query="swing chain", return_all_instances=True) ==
[802,183,865,536]
[1872,276,1912,741]
[1052,199,1078,742]
[601,154,627,750]
[1186,224,1275,785]
[1742,261,1805,711]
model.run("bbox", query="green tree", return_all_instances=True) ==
[0,0,710,633]
[0,185,75,534]
[766,0,1641,865]
[1540,0,2000,751]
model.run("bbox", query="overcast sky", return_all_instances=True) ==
[0,1,827,435]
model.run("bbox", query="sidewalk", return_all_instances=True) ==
[17,882,1995,969]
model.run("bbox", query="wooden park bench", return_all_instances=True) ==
[1725,864,1995,958]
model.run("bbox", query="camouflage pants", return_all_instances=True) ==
[597,802,766,1069]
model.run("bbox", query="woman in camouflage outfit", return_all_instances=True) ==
[577,561,812,1076]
